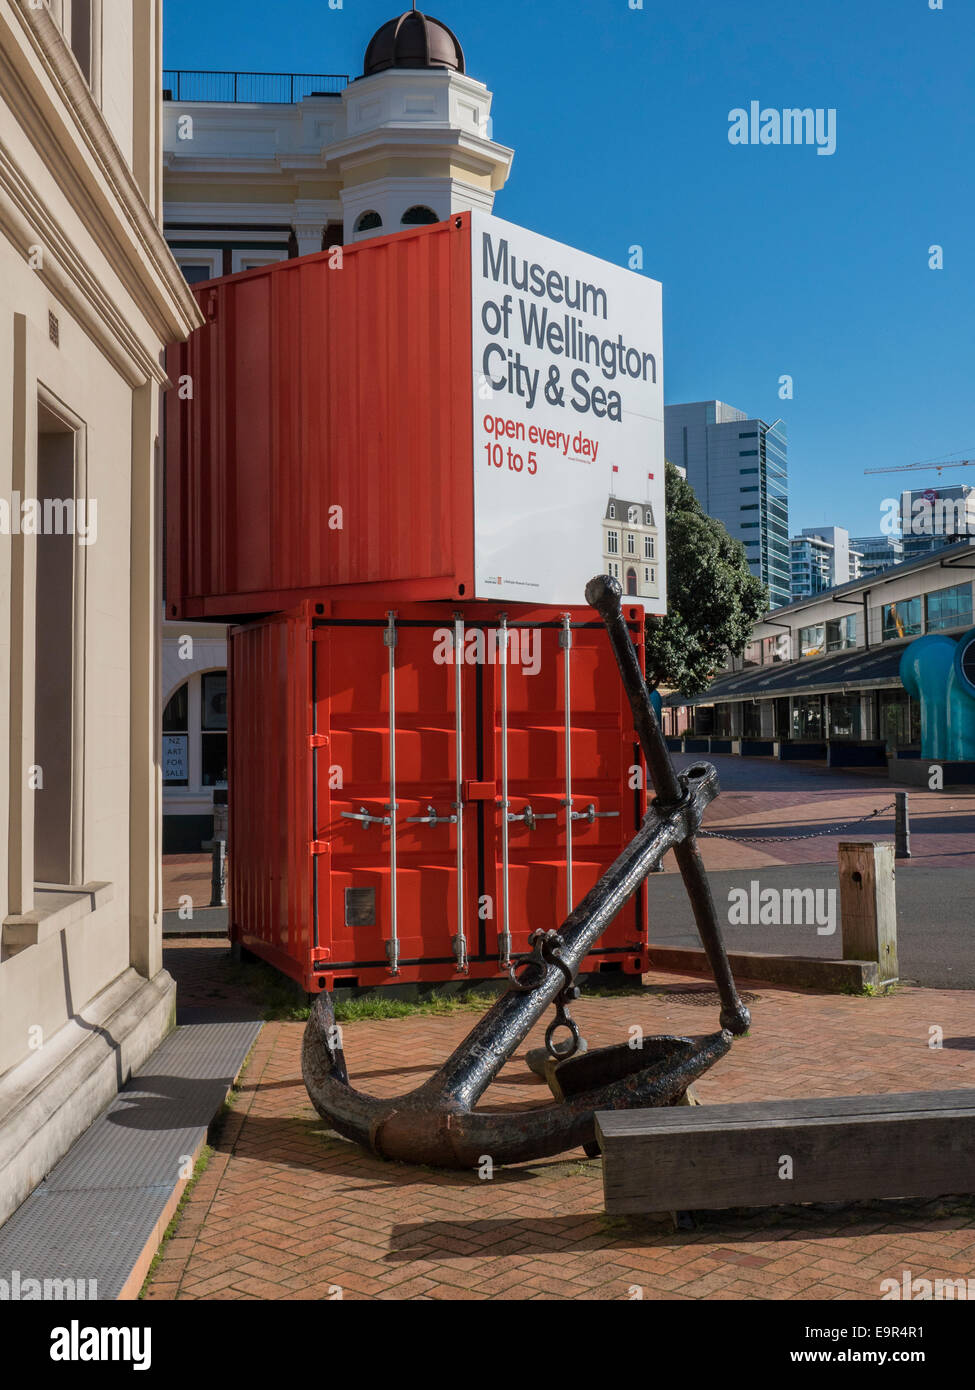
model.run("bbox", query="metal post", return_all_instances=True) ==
[895,790,911,859]
[452,615,468,972]
[498,615,511,967]
[385,613,400,974]
[561,614,574,914]
[209,840,227,908]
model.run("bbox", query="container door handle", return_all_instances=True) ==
[341,805,392,828]
[570,803,621,825]
[406,804,459,826]
[504,802,557,832]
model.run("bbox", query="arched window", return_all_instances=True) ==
[401,205,439,225]
[161,672,227,790]
[355,211,383,233]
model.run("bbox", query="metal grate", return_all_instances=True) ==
[661,986,761,1007]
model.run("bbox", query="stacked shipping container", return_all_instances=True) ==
[167,218,655,990]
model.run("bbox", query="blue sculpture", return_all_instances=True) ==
[900,628,975,760]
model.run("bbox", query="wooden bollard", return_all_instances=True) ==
[838,841,898,983]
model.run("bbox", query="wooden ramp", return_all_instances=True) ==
[597,1090,975,1216]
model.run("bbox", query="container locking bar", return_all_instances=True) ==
[385,612,400,976]
[452,614,468,973]
[498,614,511,969]
[561,613,574,914]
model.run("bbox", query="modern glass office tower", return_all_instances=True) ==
[665,401,792,608]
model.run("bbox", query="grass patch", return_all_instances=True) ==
[139,1145,212,1297]
[333,990,495,1022]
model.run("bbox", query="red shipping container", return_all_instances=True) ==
[167,217,475,620]
[229,596,650,992]
[166,212,667,621]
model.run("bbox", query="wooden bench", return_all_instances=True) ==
[596,1090,975,1215]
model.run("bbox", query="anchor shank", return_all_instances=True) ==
[584,576,750,1035]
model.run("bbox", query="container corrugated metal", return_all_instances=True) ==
[229,596,651,992]
[167,217,475,621]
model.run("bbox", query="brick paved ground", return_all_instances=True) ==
[146,942,975,1301]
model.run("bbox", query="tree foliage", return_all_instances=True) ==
[645,461,768,695]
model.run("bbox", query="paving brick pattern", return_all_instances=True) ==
[146,948,975,1301]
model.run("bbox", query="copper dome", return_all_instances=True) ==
[363,10,465,77]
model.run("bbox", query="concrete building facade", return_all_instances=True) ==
[0,0,201,1225]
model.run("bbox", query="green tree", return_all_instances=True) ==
[645,461,768,695]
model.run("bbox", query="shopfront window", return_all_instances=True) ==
[799,624,826,657]
[826,615,857,651]
[792,695,823,739]
[925,582,973,633]
[742,702,762,737]
[828,696,860,741]
[882,596,922,641]
[775,698,791,739]
[879,691,920,749]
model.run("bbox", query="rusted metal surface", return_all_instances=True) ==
[302,575,749,1168]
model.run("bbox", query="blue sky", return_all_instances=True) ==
[163,0,975,539]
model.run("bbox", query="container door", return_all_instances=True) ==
[482,618,641,969]
[313,617,477,976]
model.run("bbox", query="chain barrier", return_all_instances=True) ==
[697,801,897,846]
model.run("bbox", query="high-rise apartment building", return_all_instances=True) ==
[665,401,790,608]
[790,526,861,600]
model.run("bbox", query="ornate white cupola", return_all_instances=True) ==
[337,8,513,242]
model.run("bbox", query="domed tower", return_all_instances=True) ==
[338,8,513,242]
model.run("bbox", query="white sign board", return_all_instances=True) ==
[163,734,189,783]
[470,212,666,613]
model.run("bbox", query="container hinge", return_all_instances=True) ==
[308,733,329,749]
[310,840,330,855]
[341,805,393,828]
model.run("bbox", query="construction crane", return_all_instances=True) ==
[864,458,974,475]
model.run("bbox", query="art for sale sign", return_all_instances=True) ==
[470,211,666,613]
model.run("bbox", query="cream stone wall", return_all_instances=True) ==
[0,0,202,1222]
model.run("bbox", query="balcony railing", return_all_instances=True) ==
[162,70,349,103]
